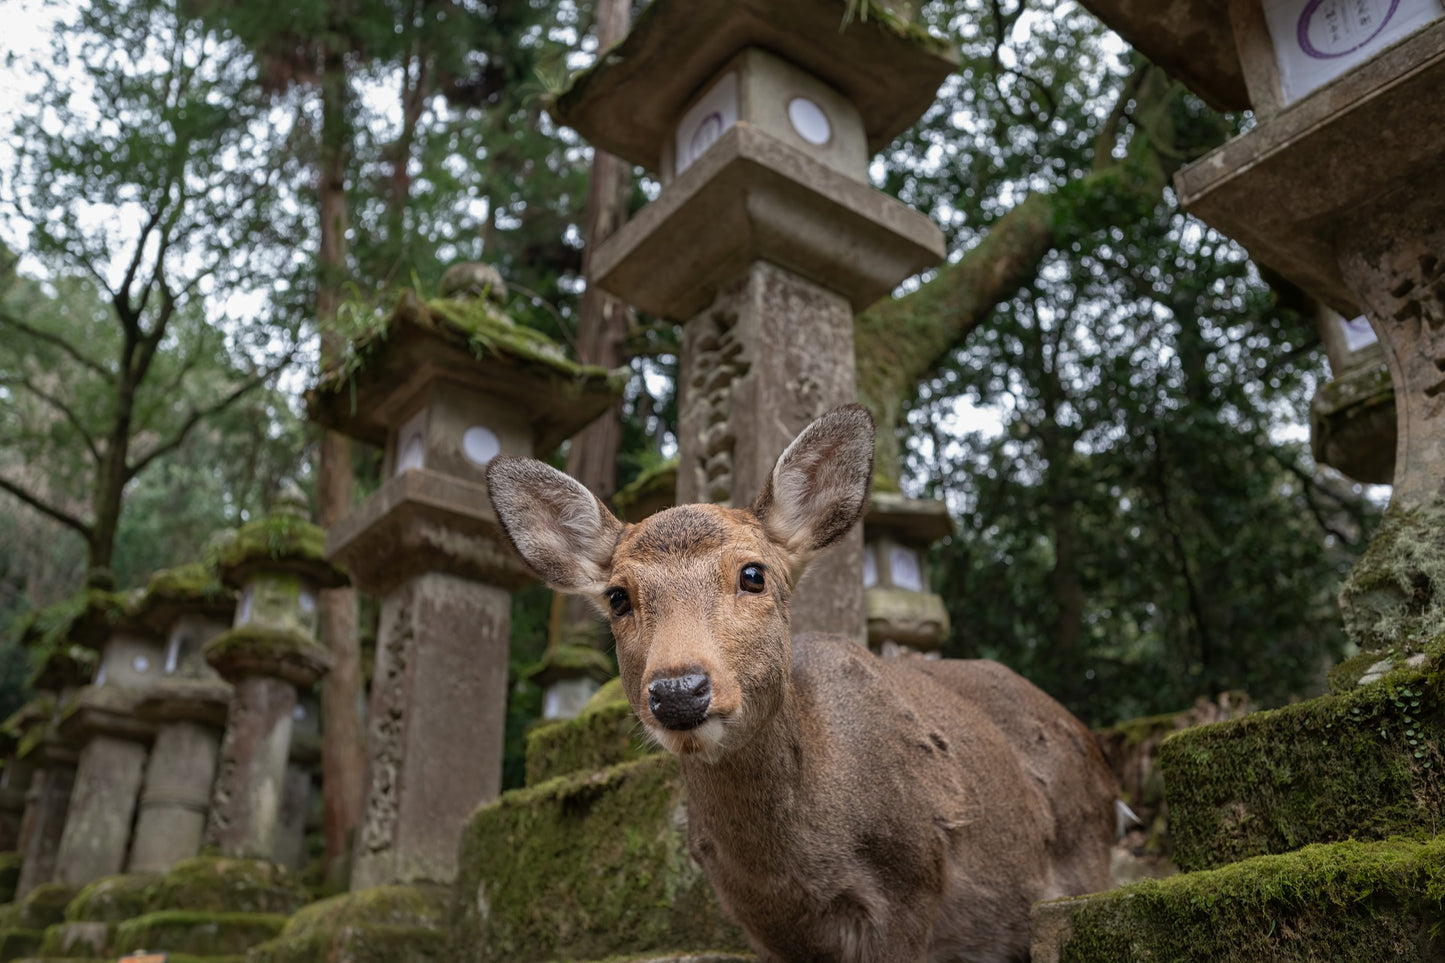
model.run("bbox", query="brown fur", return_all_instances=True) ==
[487,405,1117,963]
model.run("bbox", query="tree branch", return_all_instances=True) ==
[0,309,110,376]
[0,473,92,538]
[12,374,102,461]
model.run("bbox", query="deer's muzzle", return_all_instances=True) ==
[647,672,712,731]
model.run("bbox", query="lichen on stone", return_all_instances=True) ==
[1338,499,1445,655]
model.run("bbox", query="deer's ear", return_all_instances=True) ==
[487,457,624,595]
[751,404,874,558]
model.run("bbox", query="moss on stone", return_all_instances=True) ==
[25,645,97,695]
[142,857,309,916]
[1338,500,1445,653]
[453,755,743,963]
[0,853,20,906]
[0,927,43,960]
[213,513,345,590]
[525,644,616,690]
[16,883,77,930]
[1040,836,1445,962]
[613,461,678,522]
[202,624,331,685]
[247,884,450,963]
[131,563,234,629]
[19,590,131,653]
[1161,663,1444,872]
[65,873,155,922]
[112,910,287,956]
[524,684,656,787]
[38,918,112,957]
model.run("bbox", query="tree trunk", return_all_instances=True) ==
[315,48,367,885]
[546,0,634,655]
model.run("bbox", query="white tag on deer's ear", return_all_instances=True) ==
[753,404,875,556]
[487,457,623,595]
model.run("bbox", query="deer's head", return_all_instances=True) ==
[487,405,874,761]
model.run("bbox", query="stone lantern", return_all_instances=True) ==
[308,279,623,890]
[1309,304,1395,484]
[203,490,341,861]
[125,563,235,874]
[1075,0,1445,654]
[551,0,956,641]
[52,591,164,889]
[862,492,953,657]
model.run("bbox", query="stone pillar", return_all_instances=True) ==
[204,493,340,861]
[0,759,32,853]
[308,275,622,889]
[15,732,76,898]
[274,693,320,871]
[551,5,955,639]
[53,623,166,887]
[127,680,231,873]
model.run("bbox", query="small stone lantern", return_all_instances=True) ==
[551,0,956,640]
[1077,0,1445,658]
[203,489,342,861]
[863,492,953,656]
[308,278,623,890]
[125,563,235,874]
[52,590,163,888]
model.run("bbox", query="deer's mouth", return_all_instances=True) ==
[647,713,729,762]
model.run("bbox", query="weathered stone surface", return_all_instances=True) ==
[676,261,866,640]
[864,587,948,652]
[591,124,944,319]
[247,883,450,963]
[213,513,347,595]
[1309,359,1396,484]
[203,624,332,688]
[352,574,511,890]
[38,918,109,958]
[1031,837,1445,962]
[207,675,300,860]
[52,731,148,889]
[128,718,224,874]
[1337,503,1445,656]
[453,755,744,963]
[112,910,287,956]
[552,0,957,166]
[523,680,657,787]
[14,750,74,899]
[64,873,154,922]
[12,882,76,930]
[141,856,308,915]
[1160,659,1443,873]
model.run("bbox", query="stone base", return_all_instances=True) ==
[523,679,656,787]
[454,755,744,963]
[246,883,450,963]
[140,856,309,915]
[1160,658,1443,872]
[1031,837,1445,962]
[111,910,286,957]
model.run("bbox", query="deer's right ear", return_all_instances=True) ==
[752,403,875,559]
[486,457,623,595]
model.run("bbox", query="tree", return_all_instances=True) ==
[0,0,301,582]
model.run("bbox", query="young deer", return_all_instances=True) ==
[487,405,1116,963]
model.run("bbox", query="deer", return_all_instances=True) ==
[486,404,1117,963]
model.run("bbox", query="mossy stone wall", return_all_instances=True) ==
[524,692,656,787]
[1161,662,1443,872]
[452,756,743,963]
[1037,837,1445,962]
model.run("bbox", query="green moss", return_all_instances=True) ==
[112,910,287,956]
[525,644,616,690]
[453,755,743,963]
[247,884,450,963]
[25,645,97,694]
[65,874,155,922]
[0,852,20,906]
[523,684,656,787]
[0,696,54,738]
[1044,837,1445,962]
[213,514,343,589]
[612,461,678,521]
[39,917,113,957]
[1162,664,1444,872]
[17,590,131,653]
[16,883,77,930]
[0,927,43,959]
[202,624,327,670]
[1339,500,1445,653]
[143,857,309,915]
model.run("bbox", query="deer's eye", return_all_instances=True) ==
[738,564,766,594]
[605,587,632,617]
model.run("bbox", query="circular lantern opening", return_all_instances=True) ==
[787,97,831,146]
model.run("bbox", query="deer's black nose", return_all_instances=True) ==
[648,672,712,731]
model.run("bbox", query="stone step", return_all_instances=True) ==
[1031,836,1445,962]
[110,910,287,957]
[524,678,657,787]
[1160,658,1443,872]
[246,882,451,963]
[456,754,743,963]
[0,929,43,962]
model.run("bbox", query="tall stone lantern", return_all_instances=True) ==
[308,279,623,889]
[863,492,953,657]
[1076,0,1445,661]
[204,490,342,861]
[52,591,165,889]
[551,0,956,641]
[125,563,235,874]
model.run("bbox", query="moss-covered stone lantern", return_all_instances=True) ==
[203,488,342,861]
[862,492,953,656]
[51,589,162,889]
[551,0,955,641]
[124,562,235,874]
[1076,0,1445,667]
[308,277,623,891]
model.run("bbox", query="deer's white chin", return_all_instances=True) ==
[648,716,729,763]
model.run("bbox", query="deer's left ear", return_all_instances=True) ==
[751,404,874,559]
